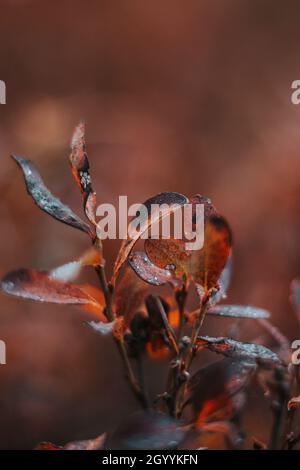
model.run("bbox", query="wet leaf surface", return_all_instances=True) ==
[69,122,97,226]
[1,269,102,308]
[128,251,179,286]
[12,155,91,235]
[144,195,232,293]
[197,336,281,367]
[111,192,188,285]
[208,304,270,319]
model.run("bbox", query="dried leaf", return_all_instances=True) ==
[111,192,188,285]
[69,122,97,226]
[128,251,180,287]
[12,155,91,235]
[107,411,185,450]
[114,264,148,325]
[144,195,232,293]
[288,396,300,411]
[208,304,270,319]
[197,336,281,368]
[1,269,102,308]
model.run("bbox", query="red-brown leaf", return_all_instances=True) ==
[111,192,188,285]
[1,269,102,308]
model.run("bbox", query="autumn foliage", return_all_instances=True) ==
[2,124,300,451]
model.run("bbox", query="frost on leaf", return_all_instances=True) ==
[69,122,97,226]
[1,269,102,309]
[208,304,271,319]
[12,155,91,235]
[196,336,281,368]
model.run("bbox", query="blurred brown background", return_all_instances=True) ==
[0,0,300,449]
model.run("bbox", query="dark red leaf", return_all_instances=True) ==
[144,195,232,293]
[185,359,254,424]
[112,192,188,285]
[12,155,91,235]
[1,269,102,308]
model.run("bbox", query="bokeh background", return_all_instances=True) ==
[0,0,300,449]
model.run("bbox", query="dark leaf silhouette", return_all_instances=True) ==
[111,192,188,285]
[185,359,254,425]
[106,411,185,450]
[12,155,91,235]
[208,304,270,319]
[196,336,281,367]
[1,269,102,308]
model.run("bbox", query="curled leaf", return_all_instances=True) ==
[112,192,188,285]
[69,122,97,226]
[197,336,281,368]
[1,269,102,308]
[208,304,270,319]
[12,155,91,235]
[128,251,180,287]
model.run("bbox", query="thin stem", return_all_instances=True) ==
[176,285,187,341]
[175,296,210,418]
[93,245,148,409]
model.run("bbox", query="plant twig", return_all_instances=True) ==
[93,242,148,409]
